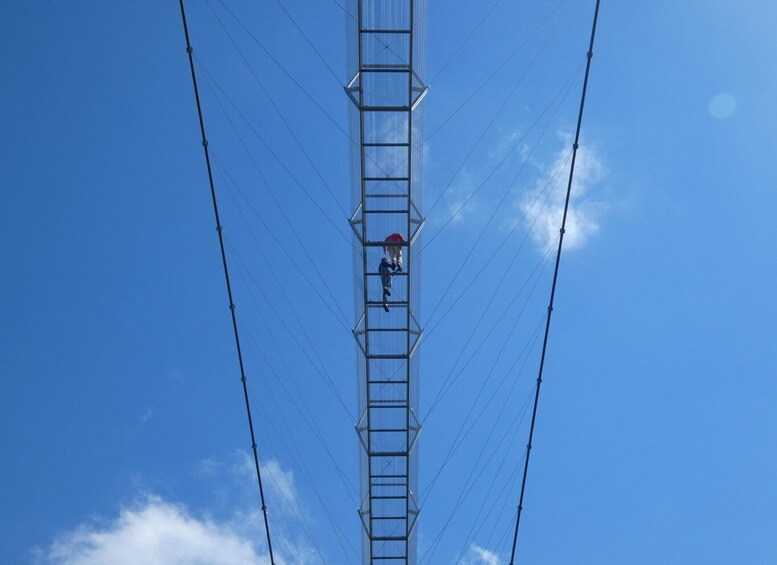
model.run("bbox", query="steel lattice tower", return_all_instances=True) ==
[346,0,427,562]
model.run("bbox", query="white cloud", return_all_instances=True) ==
[444,168,479,225]
[518,132,606,252]
[461,543,502,565]
[488,129,531,165]
[33,496,273,565]
[195,457,221,478]
[139,409,153,424]
[263,460,297,508]
[35,458,319,565]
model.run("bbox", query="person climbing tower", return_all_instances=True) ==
[383,232,405,271]
[379,256,399,312]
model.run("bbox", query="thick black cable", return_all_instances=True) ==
[508,1,601,562]
[177,2,275,561]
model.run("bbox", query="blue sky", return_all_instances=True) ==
[2,0,777,563]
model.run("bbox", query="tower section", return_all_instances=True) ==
[346,0,427,562]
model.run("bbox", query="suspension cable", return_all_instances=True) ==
[177,1,275,561]
[508,1,601,562]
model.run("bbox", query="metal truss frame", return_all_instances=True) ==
[347,1,427,562]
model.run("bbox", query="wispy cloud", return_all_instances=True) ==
[518,132,606,252]
[35,458,317,565]
[233,452,299,513]
[461,543,502,565]
[139,408,153,424]
[444,168,480,226]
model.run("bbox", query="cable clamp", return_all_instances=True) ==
[202,139,208,148]
[587,50,593,59]
[229,303,235,311]
[548,306,553,313]
[186,46,193,54]
[216,225,222,233]
[573,143,579,150]
[560,227,566,235]
[252,443,257,450]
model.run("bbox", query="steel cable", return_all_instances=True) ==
[508,2,602,562]
[206,2,350,219]
[177,1,275,560]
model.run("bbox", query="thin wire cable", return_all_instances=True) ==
[375,3,575,233]
[221,182,355,418]
[421,315,545,506]
[228,241,355,423]
[396,71,578,382]
[424,0,571,144]
[421,72,578,333]
[420,387,535,564]
[272,0,342,85]
[372,150,568,389]
[215,0,401,183]
[220,158,404,391]
[457,462,519,562]
[240,322,361,562]
[214,158,353,334]
[206,1,349,219]
[243,338,354,562]
[354,0,572,232]
[215,0,354,140]
[235,311,361,555]
[421,55,581,252]
[196,56,355,250]
[427,0,504,85]
[197,74,353,328]
[423,239,555,423]
[424,150,572,338]
[330,0,350,16]
[177,2,275,561]
[508,2,602,562]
